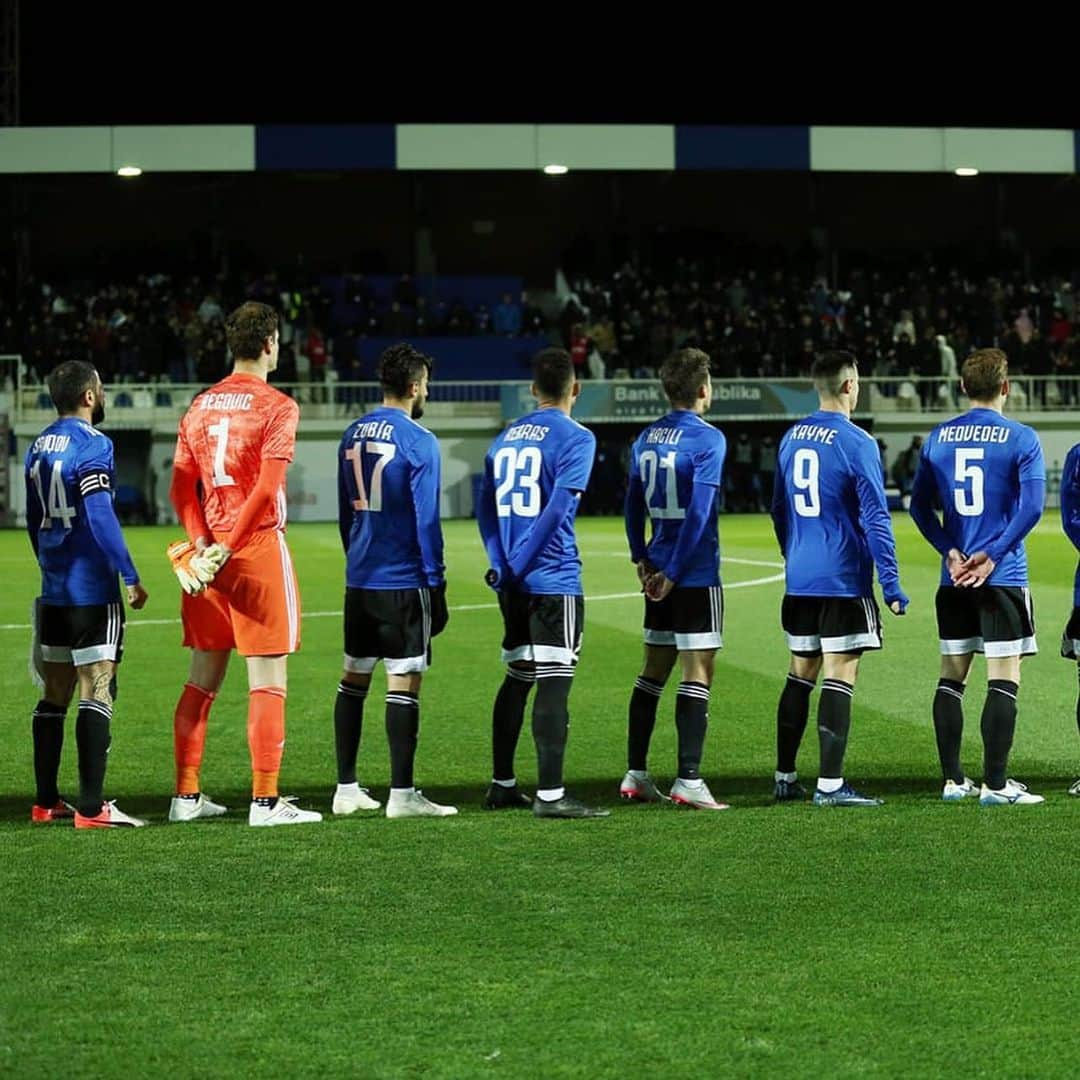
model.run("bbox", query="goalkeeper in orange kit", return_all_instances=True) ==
[165,301,320,827]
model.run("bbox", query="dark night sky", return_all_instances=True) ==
[15,8,1075,129]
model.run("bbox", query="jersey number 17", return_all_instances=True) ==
[345,440,397,512]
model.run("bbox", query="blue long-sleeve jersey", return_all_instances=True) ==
[338,406,445,589]
[1062,444,1080,607]
[771,410,902,600]
[910,407,1044,588]
[625,410,725,587]
[25,416,138,605]
[478,408,596,595]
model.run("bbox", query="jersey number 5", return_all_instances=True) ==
[953,448,984,516]
[792,448,821,517]
[29,459,76,530]
[493,446,542,517]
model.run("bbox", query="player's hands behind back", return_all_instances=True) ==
[644,572,675,603]
[166,539,230,596]
[884,584,909,616]
[953,550,995,588]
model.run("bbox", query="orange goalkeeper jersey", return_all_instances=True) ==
[174,373,299,537]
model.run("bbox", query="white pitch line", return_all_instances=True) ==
[0,571,785,631]
[583,553,783,570]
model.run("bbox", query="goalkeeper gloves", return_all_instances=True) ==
[166,540,230,595]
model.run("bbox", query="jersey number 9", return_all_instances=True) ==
[792,448,820,517]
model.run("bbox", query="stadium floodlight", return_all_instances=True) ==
[543,164,569,175]
[954,167,979,177]
[116,166,143,177]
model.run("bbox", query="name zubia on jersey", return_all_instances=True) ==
[504,423,549,442]
[789,424,838,445]
[350,419,396,442]
[644,426,684,445]
[937,424,1011,444]
[199,392,254,411]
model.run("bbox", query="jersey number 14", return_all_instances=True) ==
[29,459,76,530]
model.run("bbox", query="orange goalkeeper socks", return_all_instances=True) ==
[174,682,216,795]
[249,686,287,799]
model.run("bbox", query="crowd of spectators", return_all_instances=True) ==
[3,260,1080,402]
[557,258,1080,401]
[0,269,549,385]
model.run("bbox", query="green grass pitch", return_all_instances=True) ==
[2,514,1080,1078]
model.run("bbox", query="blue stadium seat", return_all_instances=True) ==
[155,390,173,407]
[36,392,51,409]
[114,391,134,407]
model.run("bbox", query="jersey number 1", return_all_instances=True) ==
[208,418,236,488]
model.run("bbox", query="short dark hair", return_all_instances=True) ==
[962,348,1008,401]
[532,347,575,400]
[811,350,858,397]
[46,360,98,414]
[378,342,432,397]
[225,302,279,361]
[660,348,711,407]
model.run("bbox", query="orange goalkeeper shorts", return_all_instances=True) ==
[181,530,301,656]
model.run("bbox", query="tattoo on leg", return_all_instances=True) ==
[90,668,113,705]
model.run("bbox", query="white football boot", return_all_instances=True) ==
[332,783,382,815]
[942,777,979,802]
[169,793,228,822]
[979,779,1045,806]
[619,771,670,803]
[385,789,458,818]
[249,797,323,826]
[669,778,730,811]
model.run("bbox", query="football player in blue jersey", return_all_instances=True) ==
[25,360,148,828]
[622,348,729,810]
[771,350,908,807]
[910,348,1046,806]
[477,347,607,819]
[1060,439,1080,797]
[333,343,454,819]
